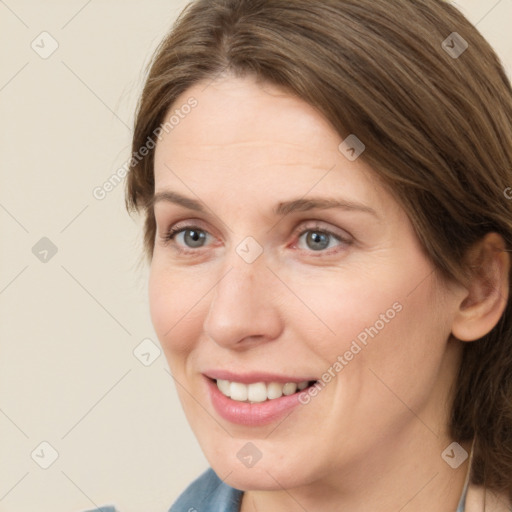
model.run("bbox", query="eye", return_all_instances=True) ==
[162,225,212,250]
[160,221,352,256]
[294,224,351,253]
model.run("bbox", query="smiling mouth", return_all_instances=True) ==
[212,378,318,403]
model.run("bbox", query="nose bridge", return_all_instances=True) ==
[203,246,281,347]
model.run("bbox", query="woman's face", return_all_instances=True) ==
[150,75,465,491]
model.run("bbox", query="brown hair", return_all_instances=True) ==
[126,0,512,498]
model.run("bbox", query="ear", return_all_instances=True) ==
[451,232,510,342]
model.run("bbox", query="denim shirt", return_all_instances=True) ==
[87,466,469,512]
[168,468,243,512]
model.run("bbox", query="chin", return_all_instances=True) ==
[220,464,309,492]
[202,443,317,492]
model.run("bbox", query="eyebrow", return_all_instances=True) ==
[152,190,378,217]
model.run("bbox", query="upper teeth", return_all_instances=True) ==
[216,379,310,403]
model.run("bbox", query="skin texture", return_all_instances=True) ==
[149,75,509,512]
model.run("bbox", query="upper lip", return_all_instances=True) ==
[203,370,318,384]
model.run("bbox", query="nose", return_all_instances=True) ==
[203,252,283,350]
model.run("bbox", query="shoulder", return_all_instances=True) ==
[465,484,511,512]
[168,467,244,512]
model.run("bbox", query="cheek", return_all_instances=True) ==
[148,259,207,357]
[293,268,408,360]
[298,269,453,445]
[148,261,170,340]
[338,272,451,408]
[302,261,449,384]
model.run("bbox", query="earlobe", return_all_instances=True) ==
[451,232,510,342]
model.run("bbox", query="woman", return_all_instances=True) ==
[93,0,512,510]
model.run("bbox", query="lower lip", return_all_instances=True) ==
[206,377,307,426]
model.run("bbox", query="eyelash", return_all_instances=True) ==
[160,221,352,256]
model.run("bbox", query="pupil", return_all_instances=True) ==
[185,229,206,248]
[308,231,329,251]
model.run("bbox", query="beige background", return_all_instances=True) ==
[1,1,511,511]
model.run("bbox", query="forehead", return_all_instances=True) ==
[156,75,337,158]
[152,75,393,216]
